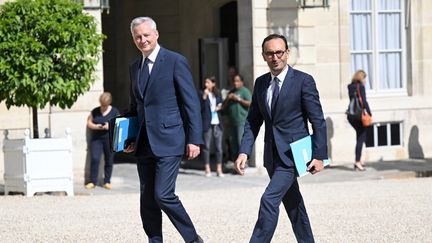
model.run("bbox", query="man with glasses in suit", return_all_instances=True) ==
[235,34,327,243]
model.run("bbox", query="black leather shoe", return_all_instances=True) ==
[191,235,204,243]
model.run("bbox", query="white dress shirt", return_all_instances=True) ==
[208,92,220,125]
[141,44,161,74]
[267,65,289,111]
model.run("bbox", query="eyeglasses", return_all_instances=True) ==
[264,50,286,59]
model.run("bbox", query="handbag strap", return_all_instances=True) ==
[356,83,365,110]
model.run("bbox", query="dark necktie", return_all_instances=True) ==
[271,77,280,113]
[139,57,150,95]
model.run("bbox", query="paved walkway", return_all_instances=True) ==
[71,159,432,196]
[1,159,432,242]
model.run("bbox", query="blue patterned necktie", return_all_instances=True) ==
[271,77,280,113]
[139,57,150,94]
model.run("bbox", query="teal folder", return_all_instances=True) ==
[289,135,330,177]
[113,116,139,152]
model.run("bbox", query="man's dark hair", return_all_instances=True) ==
[261,34,289,51]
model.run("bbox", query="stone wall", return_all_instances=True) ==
[250,0,432,166]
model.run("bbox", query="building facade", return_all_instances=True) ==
[1,0,431,176]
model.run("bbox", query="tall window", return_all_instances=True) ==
[350,0,406,94]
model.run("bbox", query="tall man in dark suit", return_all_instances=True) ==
[235,34,327,243]
[124,17,204,243]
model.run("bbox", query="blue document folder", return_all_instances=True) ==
[113,116,139,152]
[289,135,330,177]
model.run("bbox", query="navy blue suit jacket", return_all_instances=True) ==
[128,47,203,157]
[199,90,223,132]
[239,66,327,168]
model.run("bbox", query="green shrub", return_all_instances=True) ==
[0,0,105,137]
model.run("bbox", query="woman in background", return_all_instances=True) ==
[86,92,120,189]
[200,76,224,177]
[347,70,372,171]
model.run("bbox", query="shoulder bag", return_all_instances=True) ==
[356,84,372,127]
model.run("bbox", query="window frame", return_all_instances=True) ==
[366,122,403,148]
[349,0,407,96]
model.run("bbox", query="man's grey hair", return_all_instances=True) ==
[130,17,157,34]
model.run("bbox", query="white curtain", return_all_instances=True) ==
[378,0,402,89]
[352,54,373,89]
[378,0,401,10]
[350,0,403,91]
[350,0,372,89]
[350,0,371,10]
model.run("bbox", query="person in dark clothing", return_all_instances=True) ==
[86,92,120,189]
[200,76,224,177]
[347,70,372,171]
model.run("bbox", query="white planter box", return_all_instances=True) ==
[3,129,74,197]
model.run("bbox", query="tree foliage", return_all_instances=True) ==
[0,0,104,110]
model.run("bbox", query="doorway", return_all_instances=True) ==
[198,38,228,90]
[220,1,238,70]
[198,1,238,91]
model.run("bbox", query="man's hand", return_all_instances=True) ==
[228,93,239,101]
[307,159,324,175]
[123,143,135,153]
[186,144,200,160]
[235,153,248,176]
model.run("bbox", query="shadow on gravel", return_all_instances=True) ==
[326,165,355,172]
[365,159,432,178]
[320,159,432,178]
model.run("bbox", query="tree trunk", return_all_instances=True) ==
[32,106,39,138]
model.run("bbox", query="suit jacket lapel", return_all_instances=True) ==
[261,73,272,121]
[144,48,165,97]
[273,66,294,118]
[131,58,143,100]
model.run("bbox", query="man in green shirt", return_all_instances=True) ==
[223,74,252,161]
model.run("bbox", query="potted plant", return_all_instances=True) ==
[0,0,104,196]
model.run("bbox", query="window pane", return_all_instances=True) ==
[377,125,388,146]
[378,13,401,49]
[351,14,372,50]
[351,0,371,11]
[365,126,374,147]
[391,123,401,145]
[351,54,373,89]
[378,0,401,10]
[379,52,402,89]
[350,0,405,93]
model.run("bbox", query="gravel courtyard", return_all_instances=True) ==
[1,176,431,243]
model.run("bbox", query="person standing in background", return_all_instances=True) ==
[347,70,372,171]
[226,66,237,89]
[86,92,120,190]
[200,76,224,177]
[223,74,251,162]
[124,17,204,243]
